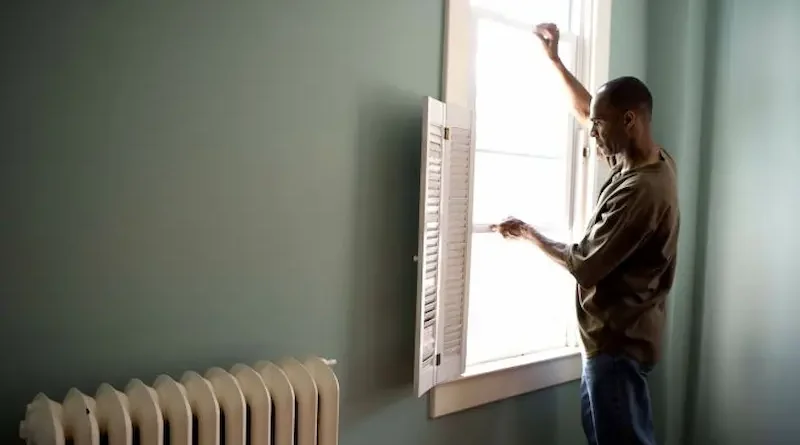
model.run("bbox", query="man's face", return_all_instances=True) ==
[588,93,631,157]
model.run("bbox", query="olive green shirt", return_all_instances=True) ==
[566,150,680,365]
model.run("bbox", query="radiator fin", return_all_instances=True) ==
[205,369,245,445]
[94,384,131,445]
[276,359,317,445]
[126,380,163,445]
[253,361,294,445]
[300,359,338,445]
[153,376,191,445]
[229,365,271,445]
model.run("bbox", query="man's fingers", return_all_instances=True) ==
[534,23,558,41]
[538,22,558,32]
[535,30,550,41]
[492,217,526,238]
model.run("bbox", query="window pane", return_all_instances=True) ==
[472,151,568,228]
[474,17,574,158]
[466,232,575,366]
[471,0,572,30]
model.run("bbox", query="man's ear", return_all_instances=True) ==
[623,111,636,130]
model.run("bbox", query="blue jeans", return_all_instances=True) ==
[580,353,656,445]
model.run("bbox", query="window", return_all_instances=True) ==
[414,0,613,417]
[468,2,581,367]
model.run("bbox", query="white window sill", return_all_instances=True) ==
[429,347,582,418]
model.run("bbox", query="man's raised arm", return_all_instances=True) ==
[534,23,593,127]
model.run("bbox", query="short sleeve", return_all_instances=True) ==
[566,182,662,288]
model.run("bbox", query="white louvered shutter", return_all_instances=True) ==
[414,97,445,397]
[414,97,473,397]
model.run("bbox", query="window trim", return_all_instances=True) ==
[431,348,582,418]
[430,0,613,418]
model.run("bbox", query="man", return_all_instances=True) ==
[492,23,680,445]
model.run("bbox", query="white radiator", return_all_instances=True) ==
[18,356,339,445]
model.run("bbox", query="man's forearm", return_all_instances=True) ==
[523,224,570,269]
[550,58,592,127]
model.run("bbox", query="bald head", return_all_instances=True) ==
[596,76,653,119]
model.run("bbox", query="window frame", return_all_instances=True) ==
[428,0,613,418]
[466,6,583,367]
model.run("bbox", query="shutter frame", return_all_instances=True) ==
[414,97,447,397]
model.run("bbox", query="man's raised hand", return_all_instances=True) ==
[534,23,561,62]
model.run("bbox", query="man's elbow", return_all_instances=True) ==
[572,102,591,128]
[565,255,601,289]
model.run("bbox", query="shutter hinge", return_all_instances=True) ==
[444,127,451,141]
[582,145,589,158]
[435,353,442,366]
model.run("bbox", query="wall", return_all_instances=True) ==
[609,0,647,80]
[0,1,646,444]
[687,0,800,443]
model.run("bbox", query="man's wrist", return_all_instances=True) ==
[522,223,571,267]
[522,223,539,243]
[549,56,564,68]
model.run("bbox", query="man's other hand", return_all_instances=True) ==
[490,217,530,239]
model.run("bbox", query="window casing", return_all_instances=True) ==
[414,0,613,418]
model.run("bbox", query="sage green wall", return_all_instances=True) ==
[687,0,800,443]
[609,0,647,80]
[0,1,647,444]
